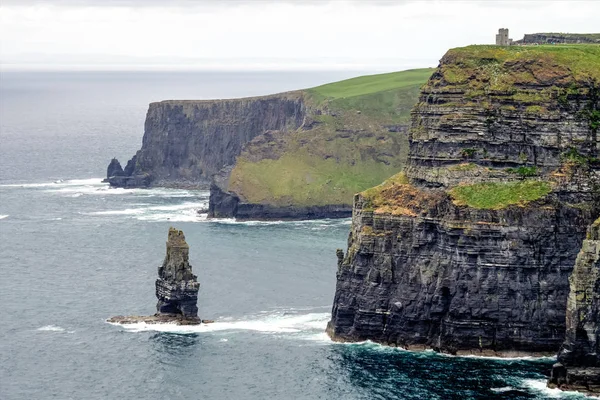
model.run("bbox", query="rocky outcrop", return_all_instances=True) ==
[549,219,600,393]
[515,33,600,45]
[108,227,201,325]
[328,45,600,355]
[106,93,306,188]
[208,182,352,220]
[105,69,432,219]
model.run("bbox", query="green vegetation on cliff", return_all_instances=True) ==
[449,181,552,209]
[438,44,600,93]
[308,68,434,123]
[227,68,434,207]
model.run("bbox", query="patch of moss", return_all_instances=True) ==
[449,180,552,209]
[506,166,539,178]
[449,163,478,172]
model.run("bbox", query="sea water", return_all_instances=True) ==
[0,71,591,399]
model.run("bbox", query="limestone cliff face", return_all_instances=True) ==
[549,219,600,393]
[328,45,600,355]
[107,93,306,188]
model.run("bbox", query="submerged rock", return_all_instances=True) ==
[548,219,600,394]
[108,227,201,325]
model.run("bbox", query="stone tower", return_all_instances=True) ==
[496,28,512,46]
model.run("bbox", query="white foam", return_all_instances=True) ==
[92,208,146,216]
[0,215,8,220]
[136,209,206,222]
[521,379,566,398]
[491,386,517,393]
[208,218,351,227]
[109,311,331,337]
[37,325,65,332]
[89,201,207,222]
[1,178,105,188]
[452,354,556,361]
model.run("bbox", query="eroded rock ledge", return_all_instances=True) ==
[108,227,202,325]
[548,219,600,394]
[327,45,600,357]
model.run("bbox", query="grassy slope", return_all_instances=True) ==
[227,68,434,207]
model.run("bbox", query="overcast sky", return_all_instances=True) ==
[1,0,599,71]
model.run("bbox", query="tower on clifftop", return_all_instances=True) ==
[496,28,512,46]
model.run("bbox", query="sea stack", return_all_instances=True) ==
[155,228,200,323]
[549,219,600,394]
[108,227,201,325]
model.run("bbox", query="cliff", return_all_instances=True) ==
[549,218,600,393]
[328,44,600,356]
[107,93,306,188]
[209,69,433,219]
[515,33,600,45]
[108,227,202,325]
[106,69,433,219]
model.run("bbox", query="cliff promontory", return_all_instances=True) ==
[328,44,600,356]
[107,93,306,188]
[106,69,434,219]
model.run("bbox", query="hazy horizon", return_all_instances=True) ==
[2,0,599,71]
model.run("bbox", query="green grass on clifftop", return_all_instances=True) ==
[440,44,600,88]
[449,181,552,209]
[309,69,434,100]
[308,68,434,123]
[228,68,434,207]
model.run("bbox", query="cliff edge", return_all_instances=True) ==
[328,44,600,356]
[548,218,600,393]
[106,69,434,220]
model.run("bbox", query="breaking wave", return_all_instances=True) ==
[108,309,331,342]
[37,325,65,332]
[0,215,8,220]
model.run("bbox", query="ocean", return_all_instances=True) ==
[0,70,588,400]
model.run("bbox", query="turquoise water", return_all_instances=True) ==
[0,71,590,399]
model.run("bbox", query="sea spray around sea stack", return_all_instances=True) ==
[108,227,203,325]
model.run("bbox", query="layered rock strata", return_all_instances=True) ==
[106,69,433,220]
[109,227,201,325]
[107,94,306,188]
[549,219,600,393]
[328,44,600,355]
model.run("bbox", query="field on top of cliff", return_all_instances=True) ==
[440,44,600,88]
[227,68,434,207]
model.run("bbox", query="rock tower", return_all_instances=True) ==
[155,228,200,322]
[108,227,201,326]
